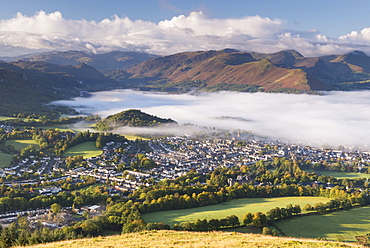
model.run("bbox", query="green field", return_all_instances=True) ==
[0,116,18,121]
[275,206,370,241]
[142,196,330,226]
[63,141,102,158]
[40,125,76,132]
[123,134,149,141]
[306,169,370,179]
[4,139,39,151]
[0,151,13,168]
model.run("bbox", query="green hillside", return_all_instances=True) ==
[0,60,118,117]
[95,109,177,131]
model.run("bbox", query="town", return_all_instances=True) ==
[1,129,370,193]
[0,124,370,243]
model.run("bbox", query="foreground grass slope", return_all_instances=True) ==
[14,230,360,248]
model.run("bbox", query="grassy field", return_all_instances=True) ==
[123,134,150,141]
[306,170,370,179]
[275,206,370,242]
[63,141,102,158]
[40,125,149,141]
[142,197,330,226]
[40,125,76,132]
[0,151,13,168]
[13,230,357,248]
[76,183,105,191]
[5,139,39,151]
[0,116,18,121]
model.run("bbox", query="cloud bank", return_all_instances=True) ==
[1,11,370,56]
[52,90,370,149]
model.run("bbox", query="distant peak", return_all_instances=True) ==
[349,50,367,56]
[220,48,240,53]
[280,50,303,58]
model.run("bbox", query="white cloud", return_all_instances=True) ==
[52,90,370,149]
[1,10,370,57]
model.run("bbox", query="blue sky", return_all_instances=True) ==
[0,0,368,37]
[0,0,370,56]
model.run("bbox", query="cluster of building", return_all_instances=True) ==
[1,133,370,193]
[145,137,370,180]
[0,125,13,133]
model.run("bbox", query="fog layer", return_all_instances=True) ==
[52,90,370,148]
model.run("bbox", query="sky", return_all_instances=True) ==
[1,0,370,56]
[53,90,370,149]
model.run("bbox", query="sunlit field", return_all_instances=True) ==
[275,206,370,242]
[63,141,102,158]
[0,116,18,121]
[123,134,149,141]
[306,170,370,179]
[142,196,330,227]
[5,139,39,151]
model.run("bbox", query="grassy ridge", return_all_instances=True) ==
[142,197,330,226]
[14,230,358,248]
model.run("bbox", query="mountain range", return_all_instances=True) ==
[2,48,370,116]
[125,49,370,92]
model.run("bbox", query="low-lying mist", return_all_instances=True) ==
[52,89,370,149]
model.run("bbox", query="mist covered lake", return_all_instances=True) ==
[52,89,370,149]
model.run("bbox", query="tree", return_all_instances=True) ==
[51,203,62,214]
[314,202,326,214]
[262,227,277,236]
[303,203,313,212]
[208,219,220,230]
[79,220,100,236]
[252,212,268,227]
[17,216,30,231]
[242,212,253,225]
[194,219,208,231]
[226,215,240,227]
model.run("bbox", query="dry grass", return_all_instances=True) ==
[14,230,363,248]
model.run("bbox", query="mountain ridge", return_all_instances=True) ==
[126,49,333,91]
[11,50,158,71]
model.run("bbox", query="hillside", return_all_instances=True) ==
[11,60,117,90]
[0,60,120,117]
[15,230,360,248]
[125,49,333,92]
[124,49,370,92]
[12,50,158,71]
[95,109,177,131]
[0,62,61,116]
